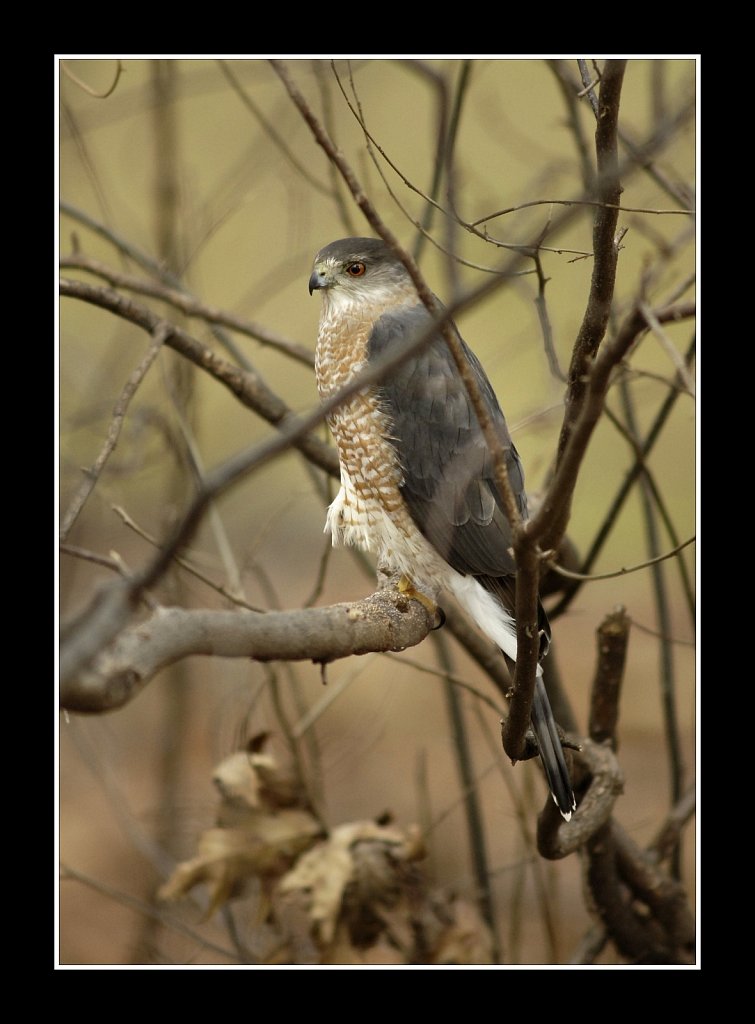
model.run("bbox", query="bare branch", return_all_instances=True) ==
[60,545,126,574]
[547,59,595,191]
[471,197,692,228]
[531,243,565,381]
[640,300,696,396]
[536,738,624,859]
[577,59,601,116]
[548,535,695,582]
[606,821,695,963]
[557,61,626,468]
[539,599,631,857]
[569,785,696,964]
[588,608,630,749]
[61,583,435,714]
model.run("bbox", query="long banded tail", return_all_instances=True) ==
[531,670,576,820]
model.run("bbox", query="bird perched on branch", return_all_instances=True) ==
[309,237,575,820]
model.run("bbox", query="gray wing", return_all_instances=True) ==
[367,303,528,582]
[370,303,559,774]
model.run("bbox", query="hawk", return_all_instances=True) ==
[309,237,575,820]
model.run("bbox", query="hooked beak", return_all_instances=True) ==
[308,269,327,295]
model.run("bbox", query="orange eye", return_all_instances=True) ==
[345,261,366,277]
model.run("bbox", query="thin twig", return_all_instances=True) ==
[59,323,169,541]
[531,240,564,381]
[312,60,358,235]
[60,59,124,99]
[332,63,528,275]
[60,544,126,574]
[628,616,695,647]
[470,698,562,963]
[161,363,246,600]
[471,197,692,228]
[548,535,695,582]
[383,652,504,717]
[60,863,247,963]
[648,786,697,865]
[577,60,601,116]
[218,59,331,196]
[547,60,595,192]
[640,300,696,397]
[112,505,264,611]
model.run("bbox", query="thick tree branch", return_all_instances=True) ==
[61,583,435,714]
[588,607,630,749]
[583,818,695,964]
[555,61,626,522]
[542,601,695,959]
[536,737,623,859]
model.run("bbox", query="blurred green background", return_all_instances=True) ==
[58,58,696,966]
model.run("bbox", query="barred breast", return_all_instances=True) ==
[314,296,446,590]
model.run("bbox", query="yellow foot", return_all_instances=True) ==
[397,576,445,628]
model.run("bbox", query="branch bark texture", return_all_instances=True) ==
[61,586,435,713]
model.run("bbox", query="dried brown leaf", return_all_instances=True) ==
[279,820,425,948]
[158,808,322,916]
[213,749,304,812]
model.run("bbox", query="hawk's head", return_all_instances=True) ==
[309,237,415,313]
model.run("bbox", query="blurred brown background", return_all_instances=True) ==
[58,57,696,966]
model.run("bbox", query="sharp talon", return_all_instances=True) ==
[397,575,438,618]
[431,606,446,630]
